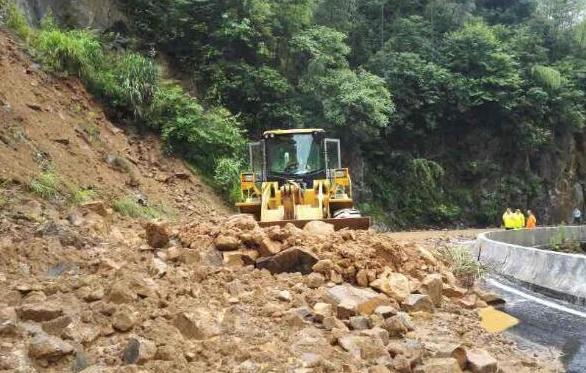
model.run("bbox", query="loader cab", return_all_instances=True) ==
[248,129,342,186]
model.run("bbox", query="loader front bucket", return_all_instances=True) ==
[259,217,371,231]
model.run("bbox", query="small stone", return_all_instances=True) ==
[457,294,478,309]
[17,303,63,322]
[420,358,462,373]
[166,246,185,262]
[374,305,397,319]
[174,310,220,340]
[465,348,498,373]
[150,258,167,278]
[443,284,467,298]
[215,235,240,251]
[283,307,313,327]
[422,274,443,307]
[338,335,389,360]
[145,221,171,248]
[107,282,137,304]
[112,306,137,332]
[257,236,282,257]
[277,290,292,302]
[349,315,370,330]
[313,302,333,322]
[356,269,369,287]
[305,272,325,289]
[402,294,434,313]
[0,307,18,336]
[28,334,74,360]
[300,352,321,368]
[369,272,411,302]
[359,327,390,345]
[223,250,258,267]
[42,315,72,336]
[475,289,505,306]
[312,259,334,274]
[417,246,438,266]
[383,315,408,337]
[303,221,334,235]
[330,270,343,284]
[122,337,157,364]
[322,316,347,331]
[325,284,390,319]
[72,350,90,373]
[83,286,105,302]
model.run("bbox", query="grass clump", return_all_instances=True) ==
[29,171,58,199]
[3,2,33,41]
[71,188,97,205]
[113,196,175,220]
[438,245,486,288]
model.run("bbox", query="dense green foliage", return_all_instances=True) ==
[117,0,586,227]
[6,0,586,227]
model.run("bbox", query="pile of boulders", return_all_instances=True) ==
[173,215,504,372]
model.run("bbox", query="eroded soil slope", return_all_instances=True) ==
[0,29,229,218]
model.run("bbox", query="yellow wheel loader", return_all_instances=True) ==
[236,129,370,230]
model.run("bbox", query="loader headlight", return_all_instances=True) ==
[335,169,347,178]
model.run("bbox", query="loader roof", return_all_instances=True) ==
[263,128,325,137]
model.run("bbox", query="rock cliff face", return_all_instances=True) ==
[15,0,125,30]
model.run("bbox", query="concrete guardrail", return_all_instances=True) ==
[473,226,586,306]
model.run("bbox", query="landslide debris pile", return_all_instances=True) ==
[0,210,556,372]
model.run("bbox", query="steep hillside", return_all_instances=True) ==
[0,29,229,219]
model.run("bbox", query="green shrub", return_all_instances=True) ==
[214,158,243,203]
[112,53,157,117]
[155,84,247,173]
[113,196,175,220]
[34,28,103,77]
[30,171,58,199]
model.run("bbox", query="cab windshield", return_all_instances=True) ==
[267,134,324,176]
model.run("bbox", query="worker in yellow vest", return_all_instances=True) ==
[513,209,525,229]
[502,208,515,230]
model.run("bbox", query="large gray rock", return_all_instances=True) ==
[256,247,318,275]
[325,284,390,319]
[16,0,126,30]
